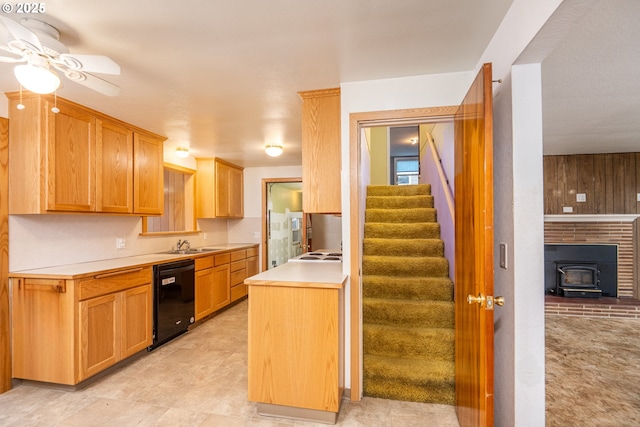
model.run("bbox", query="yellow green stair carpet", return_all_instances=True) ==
[362,184,455,405]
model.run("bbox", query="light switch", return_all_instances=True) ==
[499,243,507,269]
[116,238,126,249]
[563,206,573,213]
[576,193,586,202]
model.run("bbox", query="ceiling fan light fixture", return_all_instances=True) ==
[14,62,60,94]
[265,144,283,157]
[175,146,189,158]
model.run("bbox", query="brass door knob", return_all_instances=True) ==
[467,293,485,307]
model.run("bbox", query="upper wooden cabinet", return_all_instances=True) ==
[298,88,341,214]
[6,92,165,215]
[195,158,244,218]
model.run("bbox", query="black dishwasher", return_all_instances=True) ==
[149,259,195,350]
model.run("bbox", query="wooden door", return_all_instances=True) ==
[46,100,96,212]
[96,119,134,213]
[133,132,164,215]
[454,63,495,427]
[121,284,153,357]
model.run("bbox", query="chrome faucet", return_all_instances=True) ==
[177,239,190,251]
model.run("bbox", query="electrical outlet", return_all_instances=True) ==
[563,206,573,213]
[116,238,126,249]
[203,233,207,240]
[576,193,586,202]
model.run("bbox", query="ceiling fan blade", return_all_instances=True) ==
[58,53,120,75]
[0,16,43,52]
[64,70,120,96]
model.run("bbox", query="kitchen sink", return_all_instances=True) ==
[163,248,222,255]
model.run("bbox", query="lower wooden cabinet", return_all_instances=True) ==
[195,252,231,321]
[11,267,152,385]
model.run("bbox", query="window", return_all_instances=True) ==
[141,164,197,234]
[394,157,419,185]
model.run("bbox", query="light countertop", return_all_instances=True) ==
[9,243,258,279]
[245,261,347,290]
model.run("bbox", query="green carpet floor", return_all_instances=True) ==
[362,184,455,405]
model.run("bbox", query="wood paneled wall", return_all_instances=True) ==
[544,153,640,215]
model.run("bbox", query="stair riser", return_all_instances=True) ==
[366,208,437,223]
[363,239,444,257]
[363,382,455,406]
[362,282,453,301]
[363,303,454,329]
[366,195,434,209]
[367,184,431,197]
[363,331,454,359]
[362,257,449,277]
[364,223,441,239]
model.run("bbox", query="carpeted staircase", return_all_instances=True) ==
[362,184,455,405]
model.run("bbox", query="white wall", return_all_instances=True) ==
[340,70,475,392]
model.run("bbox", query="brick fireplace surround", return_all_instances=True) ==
[544,220,639,319]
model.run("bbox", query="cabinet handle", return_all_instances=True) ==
[19,279,66,293]
[94,267,144,279]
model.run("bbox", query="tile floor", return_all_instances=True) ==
[546,315,640,427]
[0,299,460,427]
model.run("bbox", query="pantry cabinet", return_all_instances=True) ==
[298,88,341,214]
[11,266,153,385]
[195,158,244,218]
[6,92,165,215]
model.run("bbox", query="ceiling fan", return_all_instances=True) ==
[0,16,120,96]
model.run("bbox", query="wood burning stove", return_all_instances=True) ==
[555,261,602,298]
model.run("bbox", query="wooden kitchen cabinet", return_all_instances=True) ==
[298,88,341,214]
[134,132,165,215]
[213,253,231,311]
[80,282,153,381]
[195,158,244,218]
[11,266,153,385]
[6,92,165,215]
[97,119,134,213]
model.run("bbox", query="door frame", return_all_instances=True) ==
[348,106,459,401]
[261,177,302,271]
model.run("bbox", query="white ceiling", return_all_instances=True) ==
[0,0,514,167]
[0,0,636,167]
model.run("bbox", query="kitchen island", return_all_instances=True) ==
[245,261,347,424]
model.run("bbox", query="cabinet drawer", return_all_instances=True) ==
[246,246,258,258]
[230,283,247,302]
[230,259,245,273]
[78,266,152,301]
[195,255,214,271]
[231,268,246,286]
[214,253,230,266]
[230,250,246,262]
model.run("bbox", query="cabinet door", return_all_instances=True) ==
[300,88,341,213]
[246,255,259,277]
[46,100,96,212]
[134,132,164,215]
[11,278,75,385]
[195,268,214,321]
[212,263,231,311]
[97,119,134,213]
[121,284,153,358]
[79,293,119,381]
[228,165,244,217]
[215,162,231,217]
